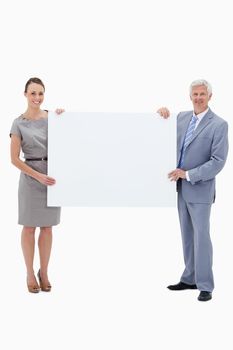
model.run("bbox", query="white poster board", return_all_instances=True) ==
[48,112,176,206]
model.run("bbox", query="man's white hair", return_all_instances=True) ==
[189,79,212,97]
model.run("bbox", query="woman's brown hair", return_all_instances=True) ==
[24,77,45,93]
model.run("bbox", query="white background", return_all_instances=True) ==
[48,112,176,206]
[0,1,232,349]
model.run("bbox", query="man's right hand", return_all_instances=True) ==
[157,107,170,119]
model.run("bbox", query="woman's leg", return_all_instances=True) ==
[21,226,38,286]
[38,226,53,284]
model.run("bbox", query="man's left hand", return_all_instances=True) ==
[168,168,186,181]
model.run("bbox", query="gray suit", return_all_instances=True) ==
[177,108,228,292]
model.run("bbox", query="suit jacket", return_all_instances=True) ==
[177,108,228,204]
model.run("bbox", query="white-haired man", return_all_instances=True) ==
[158,80,228,301]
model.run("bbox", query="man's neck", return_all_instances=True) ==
[194,107,209,116]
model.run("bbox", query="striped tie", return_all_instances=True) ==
[178,115,198,168]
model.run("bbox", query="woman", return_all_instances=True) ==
[10,77,64,293]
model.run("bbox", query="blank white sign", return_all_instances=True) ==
[48,112,176,206]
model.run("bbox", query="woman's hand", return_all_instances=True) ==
[157,107,170,119]
[55,108,65,114]
[36,173,56,186]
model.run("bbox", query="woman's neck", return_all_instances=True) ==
[23,108,45,120]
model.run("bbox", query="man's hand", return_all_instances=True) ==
[157,107,170,119]
[168,168,186,181]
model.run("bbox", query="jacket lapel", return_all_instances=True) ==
[179,112,193,149]
[177,112,192,164]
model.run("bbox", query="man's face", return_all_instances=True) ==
[190,85,212,114]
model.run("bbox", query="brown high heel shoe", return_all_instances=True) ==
[37,269,52,292]
[27,277,40,293]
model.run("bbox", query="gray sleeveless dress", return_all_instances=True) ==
[10,115,61,227]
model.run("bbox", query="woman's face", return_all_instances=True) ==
[24,83,45,109]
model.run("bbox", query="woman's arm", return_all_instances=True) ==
[10,135,56,186]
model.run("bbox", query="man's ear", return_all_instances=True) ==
[208,93,212,101]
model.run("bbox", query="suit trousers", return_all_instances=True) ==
[178,191,214,292]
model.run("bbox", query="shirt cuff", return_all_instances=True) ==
[186,171,190,182]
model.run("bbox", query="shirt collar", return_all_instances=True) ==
[193,107,209,121]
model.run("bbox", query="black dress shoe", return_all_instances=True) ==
[167,281,197,290]
[198,291,212,301]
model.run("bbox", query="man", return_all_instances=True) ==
[158,79,228,301]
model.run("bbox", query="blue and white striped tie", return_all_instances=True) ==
[179,115,198,168]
